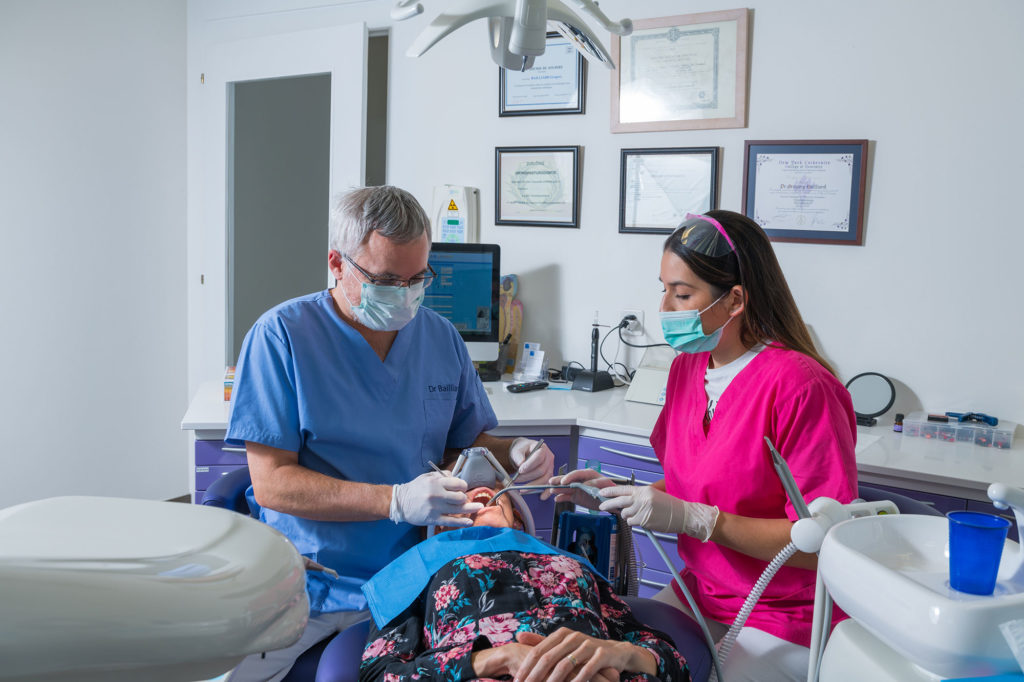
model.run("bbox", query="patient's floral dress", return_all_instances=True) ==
[359,551,688,682]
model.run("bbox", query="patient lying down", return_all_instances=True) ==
[359,485,688,682]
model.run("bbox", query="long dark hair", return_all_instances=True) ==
[663,210,836,377]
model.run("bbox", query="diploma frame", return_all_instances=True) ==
[499,32,586,117]
[610,9,749,133]
[742,140,869,245]
[494,146,580,228]
[618,147,720,235]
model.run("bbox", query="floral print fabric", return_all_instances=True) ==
[359,551,688,681]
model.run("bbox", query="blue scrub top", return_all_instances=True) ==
[226,290,497,615]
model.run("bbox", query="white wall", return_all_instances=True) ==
[384,0,1024,422]
[187,0,1024,427]
[0,0,187,506]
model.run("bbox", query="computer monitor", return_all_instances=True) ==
[423,243,500,363]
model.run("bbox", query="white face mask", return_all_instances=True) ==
[341,275,424,332]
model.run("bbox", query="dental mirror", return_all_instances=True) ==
[845,372,896,427]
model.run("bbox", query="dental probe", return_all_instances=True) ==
[488,482,604,506]
[506,438,545,488]
[483,439,546,506]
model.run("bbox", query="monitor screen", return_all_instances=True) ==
[424,243,500,343]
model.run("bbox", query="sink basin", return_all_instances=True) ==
[820,514,1024,678]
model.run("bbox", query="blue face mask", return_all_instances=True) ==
[659,293,731,353]
[342,277,425,331]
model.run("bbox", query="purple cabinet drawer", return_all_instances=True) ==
[598,462,663,487]
[864,483,966,515]
[578,437,662,473]
[519,436,571,530]
[639,566,674,597]
[195,464,247,491]
[541,436,572,463]
[633,530,682,574]
[524,493,558,532]
[637,581,663,600]
[195,439,248,466]
[534,527,555,545]
[966,499,1020,543]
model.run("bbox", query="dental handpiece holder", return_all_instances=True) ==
[988,482,1024,584]
[813,482,1024,680]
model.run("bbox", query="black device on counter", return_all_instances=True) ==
[572,324,614,393]
[507,381,549,393]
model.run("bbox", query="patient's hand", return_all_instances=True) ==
[472,636,619,682]
[470,642,533,679]
[513,628,655,682]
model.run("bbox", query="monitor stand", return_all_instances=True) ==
[465,341,499,363]
[465,341,501,381]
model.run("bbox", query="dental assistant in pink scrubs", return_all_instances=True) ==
[552,211,857,681]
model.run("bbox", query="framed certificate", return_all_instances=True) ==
[611,9,749,133]
[742,140,870,245]
[619,147,720,234]
[500,32,586,116]
[495,146,580,228]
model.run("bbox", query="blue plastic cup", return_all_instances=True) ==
[947,510,1011,595]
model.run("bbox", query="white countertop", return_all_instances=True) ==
[183,380,1024,501]
[181,379,663,439]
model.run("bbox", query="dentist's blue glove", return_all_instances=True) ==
[389,471,483,527]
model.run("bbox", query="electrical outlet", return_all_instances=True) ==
[620,308,644,337]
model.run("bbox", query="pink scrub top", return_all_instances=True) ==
[650,345,857,647]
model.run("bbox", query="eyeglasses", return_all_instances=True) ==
[342,253,436,288]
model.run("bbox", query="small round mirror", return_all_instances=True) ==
[845,372,895,426]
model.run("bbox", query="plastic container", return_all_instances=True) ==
[557,511,618,582]
[901,412,1016,449]
[947,510,1011,595]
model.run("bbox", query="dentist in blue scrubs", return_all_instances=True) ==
[225,185,554,682]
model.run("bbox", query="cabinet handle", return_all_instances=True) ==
[640,578,669,589]
[599,446,659,464]
[221,447,247,453]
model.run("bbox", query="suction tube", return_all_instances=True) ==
[640,528,725,682]
[643,526,800,682]
[714,542,799,677]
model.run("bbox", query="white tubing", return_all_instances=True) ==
[714,542,799,679]
[640,528,725,682]
[807,570,826,682]
[812,585,832,682]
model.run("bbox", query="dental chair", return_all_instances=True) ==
[203,465,947,682]
[0,495,308,682]
[202,467,331,682]
[202,464,714,682]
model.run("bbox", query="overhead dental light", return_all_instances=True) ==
[391,0,632,71]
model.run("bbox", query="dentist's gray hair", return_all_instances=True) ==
[329,185,432,257]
